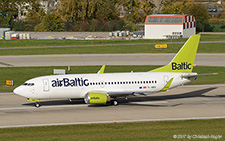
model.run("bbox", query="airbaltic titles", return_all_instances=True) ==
[171,62,191,70]
[52,78,89,87]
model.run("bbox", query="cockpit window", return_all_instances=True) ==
[23,83,34,86]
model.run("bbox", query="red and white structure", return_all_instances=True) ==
[144,14,196,39]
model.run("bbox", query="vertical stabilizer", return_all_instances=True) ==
[150,35,200,73]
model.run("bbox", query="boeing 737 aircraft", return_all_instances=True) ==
[14,34,209,107]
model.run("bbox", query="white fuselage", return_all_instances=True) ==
[13,72,194,100]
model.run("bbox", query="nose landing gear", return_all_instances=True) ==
[27,98,40,108]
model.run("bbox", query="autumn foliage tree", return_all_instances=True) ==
[59,0,119,22]
[0,0,32,28]
[120,0,155,23]
[161,0,211,32]
[34,12,64,31]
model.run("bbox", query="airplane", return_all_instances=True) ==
[13,34,214,108]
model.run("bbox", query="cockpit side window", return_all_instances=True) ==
[23,83,35,86]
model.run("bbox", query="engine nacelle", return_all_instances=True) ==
[84,92,110,104]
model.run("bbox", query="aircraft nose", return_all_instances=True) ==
[13,86,24,97]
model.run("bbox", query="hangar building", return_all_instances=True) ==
[144,14,196,39]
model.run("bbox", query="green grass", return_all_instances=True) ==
[0,65,224,92]
[0,43,224,55]
[0,38,186,48]
[0,34,225,48]
[190,66,225,85]
[0,119,224,140]
[200,34,225,41]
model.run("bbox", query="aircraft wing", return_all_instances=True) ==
[87,90,155,98]
[108,91,156,97]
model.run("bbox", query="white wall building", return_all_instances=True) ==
[144,14,196,39]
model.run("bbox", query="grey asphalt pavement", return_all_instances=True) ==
[0,53,224,67]
[0,84,225,128]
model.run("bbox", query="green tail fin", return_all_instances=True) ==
[150,34,200,73]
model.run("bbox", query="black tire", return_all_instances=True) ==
[113,100,118,106]
[35,103,40,108]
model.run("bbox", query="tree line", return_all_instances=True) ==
[0,0,218,32]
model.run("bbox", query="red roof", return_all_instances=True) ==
[145,14,195,25]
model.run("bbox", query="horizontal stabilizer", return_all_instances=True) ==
[181,73,218,79]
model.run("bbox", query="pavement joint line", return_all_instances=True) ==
[130,101,168,105]
[0,104,87,111]
[0,92,14,95]
[0,116,225,129]
[2,56,225,61]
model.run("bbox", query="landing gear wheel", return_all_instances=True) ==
[113,100,118,106]
[35,102,40,108]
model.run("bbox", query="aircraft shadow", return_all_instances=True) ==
[23,87,218,107]
[22,99,85,107]
[119,87,218,107]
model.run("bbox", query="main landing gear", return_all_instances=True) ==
[110,100,118,106]
[35,102,40,108]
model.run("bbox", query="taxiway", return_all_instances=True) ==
[0,84,224,128]
[0,53,225,67]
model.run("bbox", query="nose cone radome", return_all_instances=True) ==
[13,86,26,98]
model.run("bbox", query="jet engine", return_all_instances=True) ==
[84,92,110,104]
